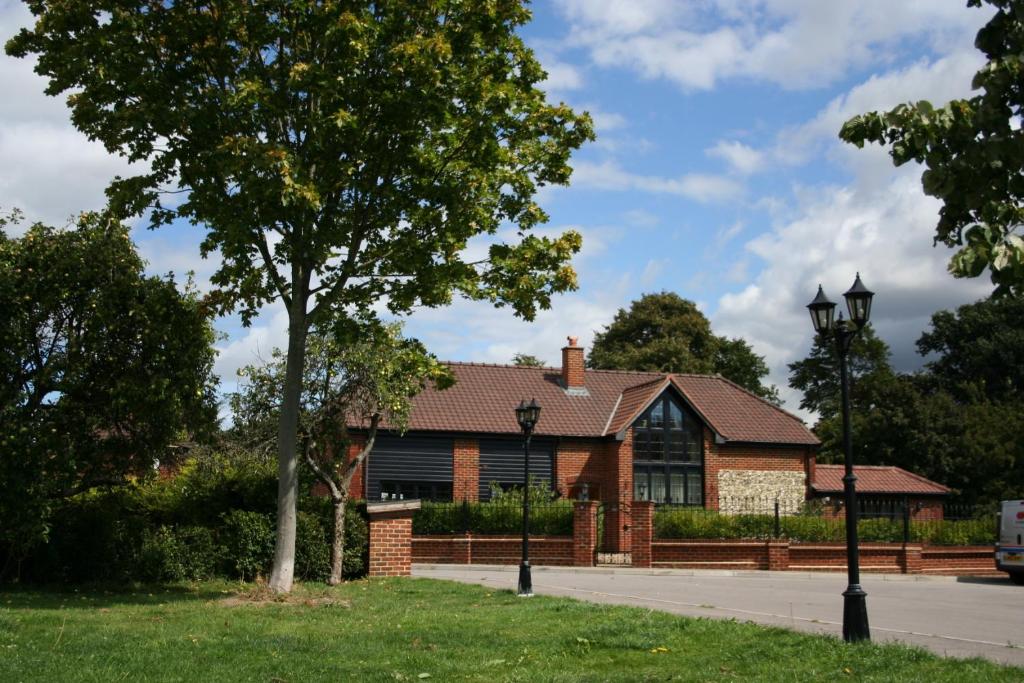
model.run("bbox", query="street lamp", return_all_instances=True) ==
[515,398,541,597]
[807,273,874,643]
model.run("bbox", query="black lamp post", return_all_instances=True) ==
[515,398,541,597]
[807,273,874,643]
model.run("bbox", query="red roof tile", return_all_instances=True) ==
[812,465,950,495]
[670,375,819,445]
[381,362,818,446]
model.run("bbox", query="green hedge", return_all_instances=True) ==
[654,508,995,546]
[414,501,574,536]
[10,454,368,584]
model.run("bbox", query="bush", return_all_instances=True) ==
[138,525,221,582]
[220,510,275,581]
[654,507,996,545]
[5,446,369,584]
[414,499,573,536]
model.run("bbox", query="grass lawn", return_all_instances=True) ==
[1,578,1020,682]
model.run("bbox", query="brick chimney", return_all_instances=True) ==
[561,336,585,389]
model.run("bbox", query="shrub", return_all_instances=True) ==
[5,443,370,585]
[220,510,275,581]
[138,525,221,582]
[414,499,573,536]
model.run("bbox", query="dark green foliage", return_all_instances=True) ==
[787,323,893,415]
[415,486,575,537]
[512,352,546,367]
[138,526,221,583]
[0,212,219,556]
[917,295,1024,401]
[589,292,779,402]
[788,297,1024,505]
[4,451,368,584]
[653,507,995,545]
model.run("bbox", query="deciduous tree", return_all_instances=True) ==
[8,1,593,591]
[231,320,452,584]
[588,292,778,401]
[0,211,218,559]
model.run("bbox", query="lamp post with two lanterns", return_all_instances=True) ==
[806,273,874,643]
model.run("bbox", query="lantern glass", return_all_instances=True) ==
[516,398,541,432]
[844,273,874,328]
[807,285,836,333]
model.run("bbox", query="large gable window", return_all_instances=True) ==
[633,393,703,505]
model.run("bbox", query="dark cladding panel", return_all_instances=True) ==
[478,437,554,501]
[366,434,454,501]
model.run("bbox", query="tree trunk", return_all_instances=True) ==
[330,494,347,585]
[269,299,309,593]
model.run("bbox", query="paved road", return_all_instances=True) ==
[413,564,1024,667]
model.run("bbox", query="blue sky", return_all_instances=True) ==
[0,1,998,419]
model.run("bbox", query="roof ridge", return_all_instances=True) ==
[444,360,559,370]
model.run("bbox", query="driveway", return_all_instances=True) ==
[413,564,1024,667]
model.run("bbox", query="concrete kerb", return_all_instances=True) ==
[412,562,968,582]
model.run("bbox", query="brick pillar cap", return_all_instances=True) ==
[367,500,422,515]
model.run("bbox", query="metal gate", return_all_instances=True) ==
[595,502,632,566]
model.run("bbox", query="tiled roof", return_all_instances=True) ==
[669,375,819,445]
[812,465,950,495]
[380,362,818,445]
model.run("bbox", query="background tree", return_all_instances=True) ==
[839,0,1024,295]
[916,295,1024,401]
[789,300,1024,504]
[787,324,893,415]
[9,1,593,591]
[588,292,779,401]
[0,211,218,560]
[231,321,452,584]
[512,353,546,367]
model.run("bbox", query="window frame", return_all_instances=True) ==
[632,392,704,506]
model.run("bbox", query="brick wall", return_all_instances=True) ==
[649,539,997,575]
[703,430,811,511]
[453,438,479,502]
[554,439,608,499]
[368,510,414,577]
[574,501,599,566]
[631,501,654,568]
[412,535,575,566]
[561,341,585,388]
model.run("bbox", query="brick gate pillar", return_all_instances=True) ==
[367,500,422,577]
[631,501,655,568]
[900,543,923,574]
[573,501,599,566]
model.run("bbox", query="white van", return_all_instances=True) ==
[996,499,1024,585]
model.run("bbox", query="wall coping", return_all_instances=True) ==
[367,500,422,515]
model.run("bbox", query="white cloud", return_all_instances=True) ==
[573,160,742,203]
[0,4,139,227]
[712,168,990,416]
[540,58,584,93]
[708,140,764,175]
[559,0,987,91]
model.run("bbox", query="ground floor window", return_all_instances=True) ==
[633,465,702,505]
[380,481,452,502]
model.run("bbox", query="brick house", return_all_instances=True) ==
[345,336,831,551]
